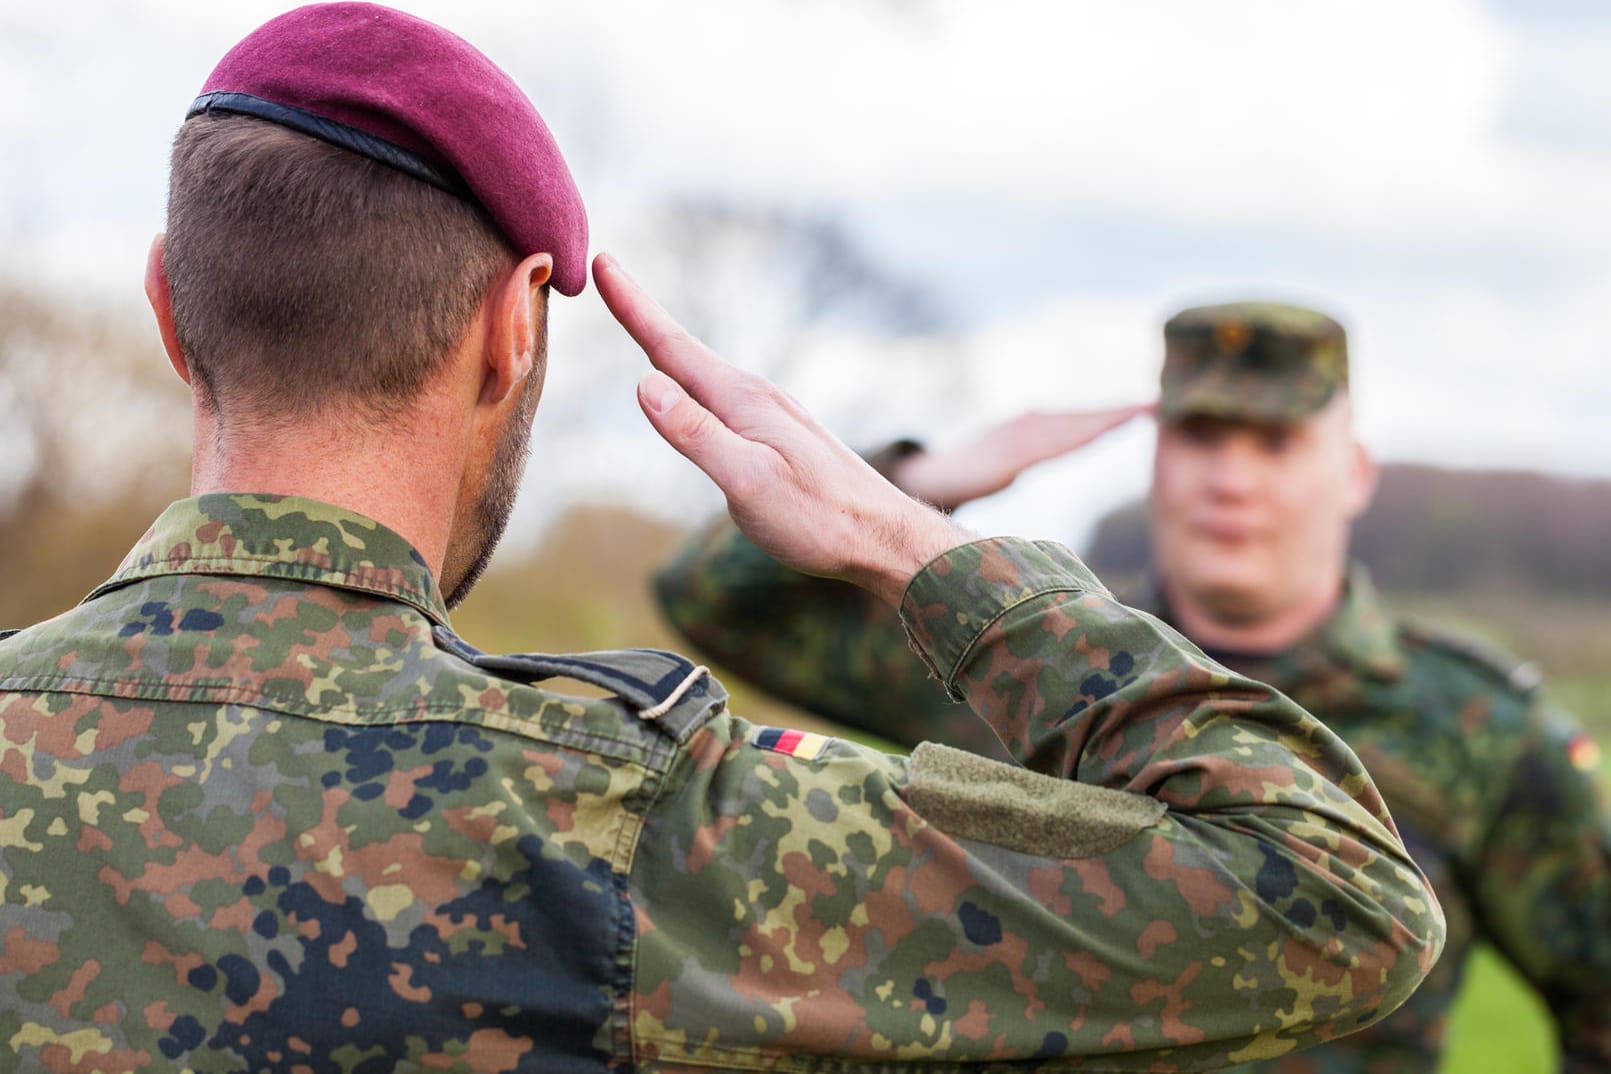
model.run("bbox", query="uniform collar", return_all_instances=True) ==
[1316,565,1406,682]
[87,493,449,624]
[1141,563,1405,683]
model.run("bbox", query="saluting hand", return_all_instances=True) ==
[892,404,1154,512]
[594,253,972,608]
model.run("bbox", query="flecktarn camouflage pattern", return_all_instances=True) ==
[1160,302,1349,424]
[1,494,1443,1072]
[656,522,1611,1073]
[1211,572,1611,1074]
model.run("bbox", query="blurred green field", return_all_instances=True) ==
[1444,945,1557,1073]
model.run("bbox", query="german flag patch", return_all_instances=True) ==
[749,727,831,761]
[1568,734,1602,774]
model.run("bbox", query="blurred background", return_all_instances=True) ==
[2,3,1608,1069]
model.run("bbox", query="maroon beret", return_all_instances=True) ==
[189,3,588,296]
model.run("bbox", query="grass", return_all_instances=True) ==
[1442,946,1558,1072]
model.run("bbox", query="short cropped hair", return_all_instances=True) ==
[163,114,515,423]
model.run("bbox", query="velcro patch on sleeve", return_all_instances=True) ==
[748,726,832,761]
[908,741,1165,859]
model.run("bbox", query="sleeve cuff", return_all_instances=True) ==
[898,536,1109,700]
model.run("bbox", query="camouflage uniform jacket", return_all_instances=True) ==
[0,494,1443,1073]
[655,521,1609,1073]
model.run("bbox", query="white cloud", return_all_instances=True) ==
[1353,277,1611,476]
[490,2,1519,237]
[15,1,1611,267]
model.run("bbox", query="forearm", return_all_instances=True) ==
[902,539,1446,1038]
[636,537,1444,1070]
[655,516,1009,758]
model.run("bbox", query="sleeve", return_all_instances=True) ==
[629,537,1446,1072]
[654,516,1015,760]
[1467,699,1611,1074]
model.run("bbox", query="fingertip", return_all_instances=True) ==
[593,251,633,286]
[639,369,685,416]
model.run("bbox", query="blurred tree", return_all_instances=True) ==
[508,197,973,537]
[1355,465,1611,597]
[642,199,968,434]
[656,199,951,359]
[1082,463,1611,601]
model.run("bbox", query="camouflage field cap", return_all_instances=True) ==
[1159,302,1348,423]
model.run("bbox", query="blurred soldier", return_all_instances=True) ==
[0,8,1444,1071]
[658,301,1611,1072]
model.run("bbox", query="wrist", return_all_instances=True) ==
[888,449,961,512]
[850,503,974,608]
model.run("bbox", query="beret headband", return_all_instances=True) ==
[191,2,588,295]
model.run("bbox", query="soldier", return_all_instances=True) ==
[657,301,1611,1071]
[0,7,1444,1071]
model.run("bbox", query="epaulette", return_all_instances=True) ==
[1398,617,1544,697]
[431,625,727,744]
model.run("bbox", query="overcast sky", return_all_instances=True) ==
[3,0,1607,545]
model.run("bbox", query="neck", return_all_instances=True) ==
[1162,572,1344,655]
[188,397,469,580]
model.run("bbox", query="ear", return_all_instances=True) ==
[1342,438,1379,520]
[144,235,191,385]
[480,251,553,406]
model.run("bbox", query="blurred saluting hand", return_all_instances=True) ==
[891,403,1154,512]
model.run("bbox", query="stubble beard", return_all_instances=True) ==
[442,365,541,610]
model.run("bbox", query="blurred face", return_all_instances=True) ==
[1149,395,1375,628]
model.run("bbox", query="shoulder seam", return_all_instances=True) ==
[0,672,675,766]
[1397,618,1543,696]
